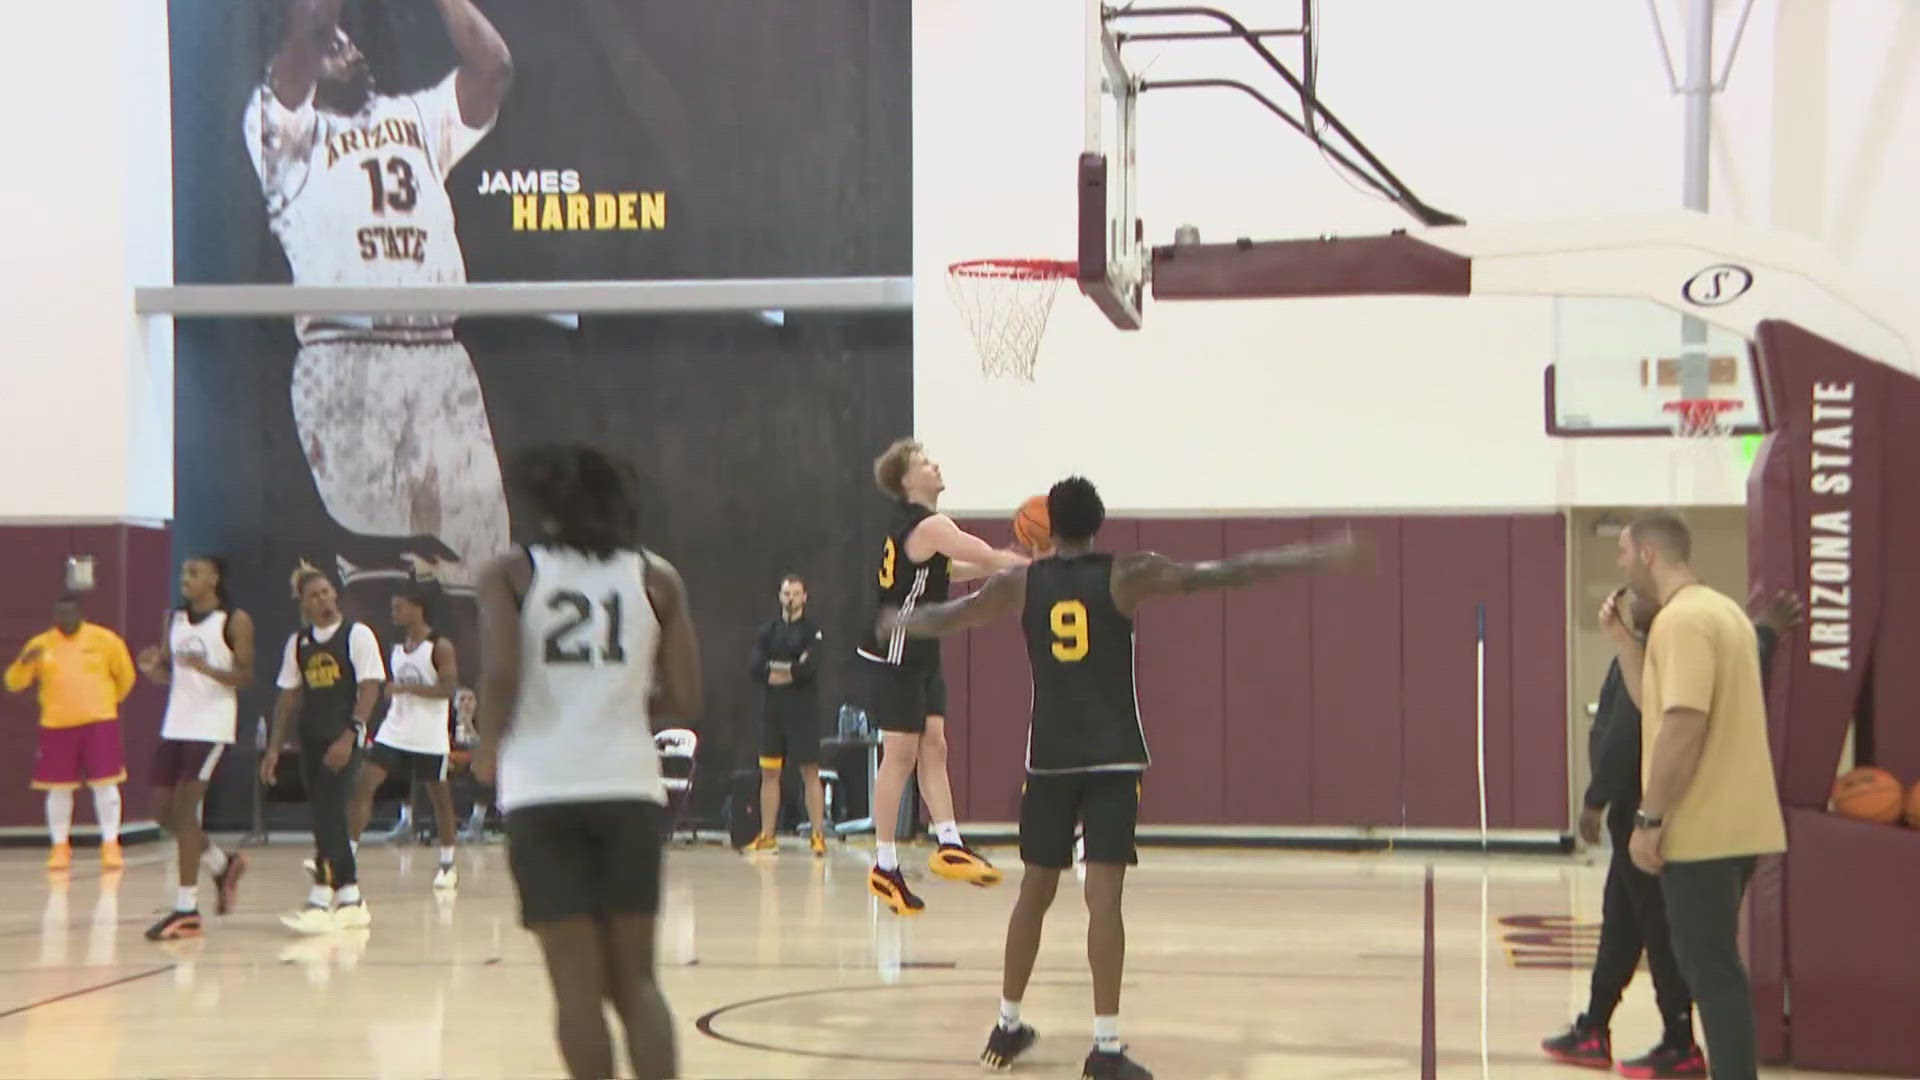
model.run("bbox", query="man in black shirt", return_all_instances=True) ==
[745,573,828,856]
[1541,586,1799,1076]
[885,476,1361,1080]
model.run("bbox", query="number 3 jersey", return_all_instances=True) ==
[242,73,492,344]
[499,545,664,812]
[858,501,951,670]
[1020,553,1148,774]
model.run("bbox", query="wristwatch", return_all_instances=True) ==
[1634,810,1664,830]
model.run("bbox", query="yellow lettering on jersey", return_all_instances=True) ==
[640,191,666,230]
[1050,600,1089,661]
[512,194,539,231]
[304,653,342,689]
[878,538,897,589]
[618,192,639,230]
[595,193,617,230]
[541,195,564,231]
[566,193,591,230]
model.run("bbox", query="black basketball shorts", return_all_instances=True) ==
[759,707,820,768]
[367,741,449,784]
[1019,771,1143,870]
[853,656,948,735]
[505,799,665,927]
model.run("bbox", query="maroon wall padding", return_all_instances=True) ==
[1151,234,1473,301]
[1133,520,1227,824]
[1751,321,1886,807]
[1747,427,1799,788]
[1400,518,1512,828]
[1782,809,1920,1075]
[946,513,1566,831]
[0,523,171,832]
[1744,852,1789,1065]
[1508,516,1570,827]
[1221,519,1315,823]
[1869,384,1920,782]
[939,603,972,819]
[1310,517,1405,826]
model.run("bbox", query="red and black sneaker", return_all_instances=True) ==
[1618,1039,1707,1079]
[1540,1014,1611,1069]
[144,910,204,942]
[213,851,248,916]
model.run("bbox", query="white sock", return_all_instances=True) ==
[349,840,359,854]
[175,886,198,913]
[935,820,962,846]
[998,998,1022,1030]
[1094,1016,1121,1053]
[307,885,334,908]
[91,785,122,843]
[438,846,455,865]
[45,790,74,845]
[201,844,229,875]
[876,841,899,872]
[336,884,362,906]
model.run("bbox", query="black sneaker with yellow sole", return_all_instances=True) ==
[868,865,925,916]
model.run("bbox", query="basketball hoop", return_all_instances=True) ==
[946,258,1076,381]
[1662,398,1742,437]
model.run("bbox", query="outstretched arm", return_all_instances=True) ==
[885,566,1028,640]
[433,0,514,128]
[1112,533,1361,613]
[646,554,703,726]
[909,514,1029,581]
[270,0,349,109]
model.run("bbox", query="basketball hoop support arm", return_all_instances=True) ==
[1108,4,1463,228]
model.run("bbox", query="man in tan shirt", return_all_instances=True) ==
[1616,511,1786,1080]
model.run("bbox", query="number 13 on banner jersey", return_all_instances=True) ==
[1050,600,1089,661]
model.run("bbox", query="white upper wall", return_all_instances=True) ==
[913,0,1920,514]
[0,1,172,522]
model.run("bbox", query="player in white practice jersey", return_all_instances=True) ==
[474,445,702,1080]
[347,582,462,889]
[243,0,513,600]
[136,556,256,941]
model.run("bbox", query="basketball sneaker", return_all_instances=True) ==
[1081,1046,1152,1079]
[433,863,458,890]
[280,904,337,936]
[929,843,1003,886]
[99,840,124,870]
[144,910,203,942]
[980,1022,1037,1072]
[744,833,778,854]
[810,831,827,858]
[1618,1039,1707,1079]
[213,851,248,915]
[333,901,372,930]
[46,842,72,872]
[868,865,925,916]
[1540,1014,1611,1069]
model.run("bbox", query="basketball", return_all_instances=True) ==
[1906,781,1920,829]
[1012,495,1051,553]
[1831,766,1904,824]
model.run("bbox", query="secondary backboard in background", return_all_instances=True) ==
[1545,297,1768,437]
[1079,0,1144,329]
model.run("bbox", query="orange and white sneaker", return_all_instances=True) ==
[929,843,1002,886]
[99,840,124,870]
[810,831,828,858]
[744,833,778,854]
[46,842,72,872]
[868,865,925,916]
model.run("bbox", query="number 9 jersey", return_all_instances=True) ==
[858,501,951,670]
[1020,553,1148,774]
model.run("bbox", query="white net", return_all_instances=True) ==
[946,259,1075,381]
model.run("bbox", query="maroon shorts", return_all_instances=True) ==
[151,738,230,788]
[32,721,128,790]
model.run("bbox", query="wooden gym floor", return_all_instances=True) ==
[0,837,1876,1079]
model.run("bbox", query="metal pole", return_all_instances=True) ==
[1678,0,1714,401]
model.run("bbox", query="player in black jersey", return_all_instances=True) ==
[856,439,1029,915]
[884,476,1363,1080]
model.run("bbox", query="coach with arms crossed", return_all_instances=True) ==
[1616,511,1786,1080]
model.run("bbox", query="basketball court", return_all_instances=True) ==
[5,0,1919,1077]
[0,841,1882,1079]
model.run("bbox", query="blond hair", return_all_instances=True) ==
[872,438,922,500]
